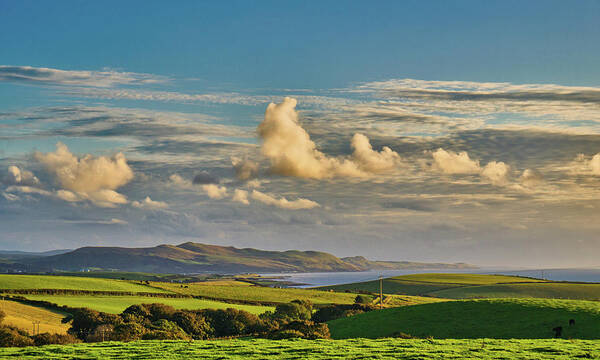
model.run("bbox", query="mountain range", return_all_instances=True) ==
[0,242,476,274]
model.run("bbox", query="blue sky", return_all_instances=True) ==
[1,1,600,267]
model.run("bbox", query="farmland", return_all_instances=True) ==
[0,299,69,335]
[327,298,600,339]
[20,295,273,315]
[0,338,598,359]
[319,273,600,300]
[0,275,169,293]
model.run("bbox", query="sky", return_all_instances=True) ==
[1,1,600,267]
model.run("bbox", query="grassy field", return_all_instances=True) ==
[0,275,170,293]
[0,300,69,334]
[0,339,599,359]
[319,273,600,300]
[21,295,273,315]
[429,282,600,300]
[151,281,360,305]
[327,298,600,339]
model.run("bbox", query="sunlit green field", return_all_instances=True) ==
[1,339,599,359]
[319,273,600,300]
[429,282,600,300]
[0,275,169,293]
[21,295,273,315]
[151,281,359,304]
[328,298,600,339]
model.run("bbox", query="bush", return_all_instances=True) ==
[172,311,212,339]
[69,308,122,340]
[0,326,34,347]
[354,294,372,304]
[32,332,80,346]
[111,322,146,342]
[270,300,313,322]
[312,304,374,323]
[269,320,330,340]
[142,320,189,340]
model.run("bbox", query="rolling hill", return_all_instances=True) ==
[327,298,600,339]
[0,242,475,274]
[318,273,600,300]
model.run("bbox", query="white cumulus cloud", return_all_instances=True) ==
[202,184,227,199]
[250,190,320,210]
[232,189,249,205]
[34,142,134,207]
[257,97,401,179]
[132,196,169,210]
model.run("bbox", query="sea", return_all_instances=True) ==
[259,268,600,288]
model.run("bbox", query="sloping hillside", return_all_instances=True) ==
[1,243,475,274]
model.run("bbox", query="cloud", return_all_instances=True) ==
[568,153,600,176]
[2,165,39,186]
[257,97,401,179]
[169,174,194,189]
[481,161,510,185]
[432,148,510,185]
[192,171,219,185]
[518,169,544,188]
[250,190,320,210]
[5,185,52,197]
[0,65,166,87]
[202,184,227,199]
[431,148,480,174]
[132,196,169,210]
[232,189,249,205]
[34,142,133,207]
[231,157,259,180]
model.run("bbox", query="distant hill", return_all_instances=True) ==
[0,242,476,274]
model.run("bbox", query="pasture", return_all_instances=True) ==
[327,298,600,339]
[0,275,169,293]
[20,295,273,315]
[0,338,598,359]
[319,273,600,300]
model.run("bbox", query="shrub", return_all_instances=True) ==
[111,322,146,342]
[69,308,122,340]
[268,320,330,340]
[32,332,80,346]
[0,326,34,347]
[312,304,374,323]
[172,311,212,339]
[354,294,372,304]
[270,300,313,322]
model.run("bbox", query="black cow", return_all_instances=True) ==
[552,326,563,338]
[569,319,575,326]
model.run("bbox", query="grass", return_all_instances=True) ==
[430,282,600,300]
[327,298,600,339]
[0,275,170,293]
[319,273,600,300]
[21,295,273,315]
[151,282,359,305]
[0,300,69,334]
[0,339,599,359]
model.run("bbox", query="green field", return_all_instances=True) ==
[0,275,170,293]
[429,282,600,300]
[21,295,273,315]
[152,282,360,305]
[318,273,600,300]
[328,298,600,339]
[0,339,599,359]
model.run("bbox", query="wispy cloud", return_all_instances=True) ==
[0,65,167,87]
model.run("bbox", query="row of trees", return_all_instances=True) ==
[0,296,376,346]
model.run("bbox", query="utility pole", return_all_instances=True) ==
[379,275,383,310]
